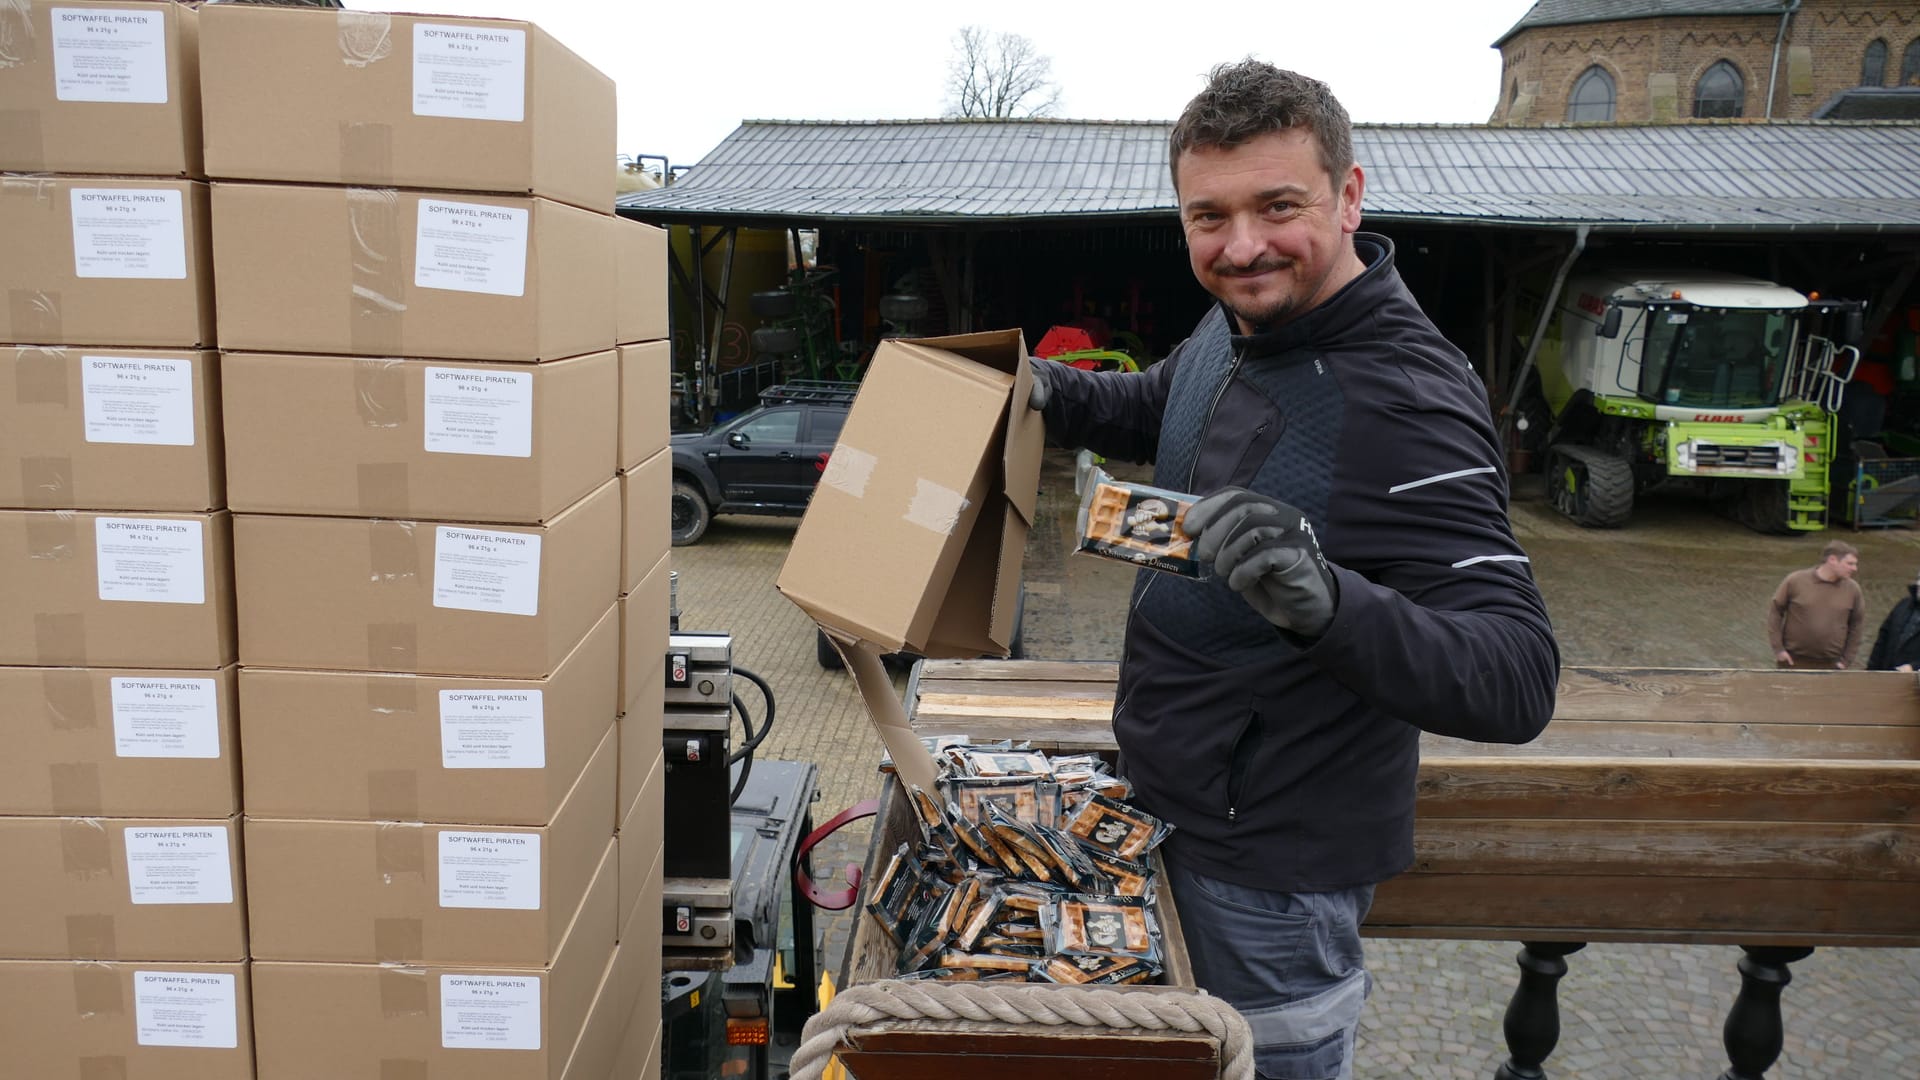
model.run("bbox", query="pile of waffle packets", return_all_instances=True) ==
[868,742,1173,985]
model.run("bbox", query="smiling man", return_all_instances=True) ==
[1028,62,1559,1079]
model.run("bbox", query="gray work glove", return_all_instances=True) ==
[1184,488,1337,637]
[1028,357,1051,411]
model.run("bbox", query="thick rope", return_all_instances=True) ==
[789,978,1254,1080]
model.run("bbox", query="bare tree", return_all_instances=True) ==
[945,26,1063,119]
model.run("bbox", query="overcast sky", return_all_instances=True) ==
[372,1,1538,168]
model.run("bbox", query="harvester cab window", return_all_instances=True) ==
[1638,305,1790,410]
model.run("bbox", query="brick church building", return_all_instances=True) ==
[1490,1,1920,123]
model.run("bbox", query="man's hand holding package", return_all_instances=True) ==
[1186,488,1337,637]
[1028,357,1051,411]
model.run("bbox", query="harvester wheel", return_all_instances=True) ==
[1547,443,1634,528]
[1733,480,1795,535]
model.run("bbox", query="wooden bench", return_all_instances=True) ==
[902,659,1920,1079]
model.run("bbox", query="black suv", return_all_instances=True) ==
[670,382,856,545]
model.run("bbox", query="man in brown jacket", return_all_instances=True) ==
[1768,541,1865,669]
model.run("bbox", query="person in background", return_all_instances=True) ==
[1767,540,1865,669]
[1027,60,1558,1080]
[1867,566,1920,671]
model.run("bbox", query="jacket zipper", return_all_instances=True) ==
[1117,336,1245,725]
[1189,339,1247,491]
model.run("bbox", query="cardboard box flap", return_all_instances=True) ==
[922,502,1026,659]
[912,330,1042,525]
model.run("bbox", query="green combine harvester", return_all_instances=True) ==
[1523,270,1865,533]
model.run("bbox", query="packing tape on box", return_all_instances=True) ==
[354,358,410,428]
[374,917,424,963]
[375,821,425,878]
[25,508,78,559]
[358,463,412,517]
[819,444,876,498]
[0,3,35,60]
[346,188,406,356]
[71,962,126,1019]
[42,669,97,730]
[368,519,419,580]
[341,121,396,186]
[66,913,117,958]
[14,346,69,404]
[337,10,395,68]
[0,110,45,171]
[368,768,420,821]
[61,818,111,876]
[80,1056,128,1080]
[367,677,420,716]
[36,613,86,665]
[376,965,431,1018]
[22,456,72,506]
[382,1059,429,1080]
[905,478,970,535]
[50,763,103,816]
[7,289,61,341]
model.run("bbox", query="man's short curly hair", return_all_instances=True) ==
[1169,61,1354,188]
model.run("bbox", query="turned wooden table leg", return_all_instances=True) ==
[1719,945,1815,1080]
[1492,941,1586,1080]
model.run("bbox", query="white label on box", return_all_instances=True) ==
[438,830,540,910]
[433,526,540,616]
[125,827,233,905]
[82,356,195,446]
[133,972,238,1048]
[95,517,205,604]
[440,689,545,768]
[424,367,533,458]
[69,188,187,280]
[440,974,541,1050]
[51,7,169,104]
[111,677,219,759]
[413,23,526,122]
[414,199,529,297]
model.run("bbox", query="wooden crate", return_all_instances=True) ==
[905,660,1920,949]
[835,758,1219,1079]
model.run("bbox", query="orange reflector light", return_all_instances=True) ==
[727,1018,769,1046]
[1809,291,1821,301]
[1671,290,1682,299]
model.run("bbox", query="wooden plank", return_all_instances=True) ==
[916,680,1121,702]
[917,691,1121,718]
[919,659,1120,683]
[838,1032,1219,1080]
[907,712,1122,749]
[1362,925,1920,948]
[1407,819,1920,880]
[1413,759,1920,821]
[1424,720,1920,761]
[1554,667,1920,727]
[1367,873,1920,943]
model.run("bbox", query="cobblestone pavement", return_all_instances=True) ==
[668,449,1920,1079]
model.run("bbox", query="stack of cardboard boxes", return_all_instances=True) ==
[195,5,659,1077]
[0,3,256,1076]
[613,200,674,1080]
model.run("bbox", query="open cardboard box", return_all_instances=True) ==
[775,330,1042,790]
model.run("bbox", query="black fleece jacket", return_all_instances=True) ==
[1040,234,1559,891]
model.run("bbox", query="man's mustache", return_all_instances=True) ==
[1212,257,1293,278]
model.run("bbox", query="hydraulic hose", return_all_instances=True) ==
[728,664,777,803]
